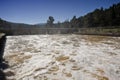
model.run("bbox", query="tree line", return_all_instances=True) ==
[49,2,120,28]
[70,2,120,28]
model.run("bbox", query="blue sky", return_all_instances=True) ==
[0,0,120,24]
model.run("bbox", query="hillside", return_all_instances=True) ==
[70,2,120,28]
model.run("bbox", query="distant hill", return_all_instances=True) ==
[0,18,47,35]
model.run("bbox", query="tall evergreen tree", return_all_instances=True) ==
[47,16,54,27]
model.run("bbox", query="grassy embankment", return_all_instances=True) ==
[77,27,120,36]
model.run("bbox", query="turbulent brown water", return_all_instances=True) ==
[3,34,120,80]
